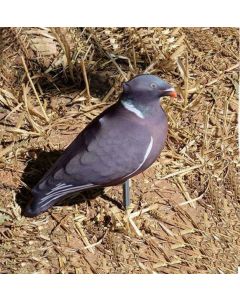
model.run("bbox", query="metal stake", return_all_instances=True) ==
[123,179,130,209]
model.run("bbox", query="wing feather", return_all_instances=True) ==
[28,107,152,216]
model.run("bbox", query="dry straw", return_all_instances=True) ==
[0,27,238,274]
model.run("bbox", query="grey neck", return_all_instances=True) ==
[121,96,162,118]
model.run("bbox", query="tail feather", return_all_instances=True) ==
[24,182,94,217]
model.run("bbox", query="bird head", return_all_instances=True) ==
[123,74,177,101]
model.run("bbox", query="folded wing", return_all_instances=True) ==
[26,111,151,216]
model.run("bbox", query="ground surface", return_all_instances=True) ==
[0,27,239,273]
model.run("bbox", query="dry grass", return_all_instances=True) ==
[0,27,239,274]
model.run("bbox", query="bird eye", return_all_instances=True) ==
[150,83,157,89]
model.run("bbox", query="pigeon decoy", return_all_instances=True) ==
[24,74,176,217]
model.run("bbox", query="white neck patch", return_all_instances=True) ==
[121,100,144,119]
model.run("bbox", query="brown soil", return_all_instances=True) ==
[0,27,239,273]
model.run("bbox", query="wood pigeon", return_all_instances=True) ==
[24,74,176,217]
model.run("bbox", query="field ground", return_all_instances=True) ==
[0,27,239,273]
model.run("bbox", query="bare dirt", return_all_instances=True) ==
[0,27,239,273]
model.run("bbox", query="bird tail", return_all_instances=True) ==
[24,182,94,217]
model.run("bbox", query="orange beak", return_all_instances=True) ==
[168,90,177,98]
[164,88,177,98]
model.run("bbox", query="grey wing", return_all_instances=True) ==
[27,115,151,217]
[59,116,152,185]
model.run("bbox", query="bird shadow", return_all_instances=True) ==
[16,149,123,216]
